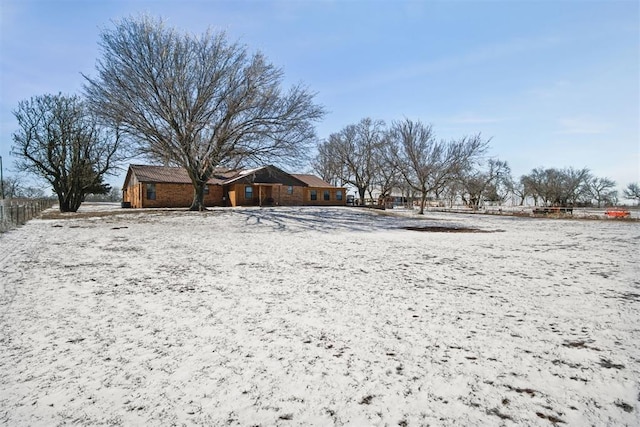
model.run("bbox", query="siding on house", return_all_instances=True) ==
[293,174,346,206]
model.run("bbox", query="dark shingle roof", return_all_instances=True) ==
[224,165,308,187]
[129,165,238,185]
[127,164,342,188]
[291,174,336,188]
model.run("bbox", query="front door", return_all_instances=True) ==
[258,186,274,206]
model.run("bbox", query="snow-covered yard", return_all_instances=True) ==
[1,204,638,426]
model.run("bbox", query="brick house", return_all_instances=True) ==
[122,164,346,208]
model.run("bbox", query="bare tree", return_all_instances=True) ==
[458,173,485,209]
[313,118,386,203]
[21,186,46,199]
[390,118,489,214]
[459,159,510,210]
[1,176,22,199]
[11,94,121,212]
[84,16,324,211]
[588,177,617,207]
[562,167,592,206]
[510,176,532,206]
[482,160,512,205]
[623,182,640,205]
[522,167,548,205]
[522,167,591,207]
[311,140,348,187]
[441,180,462,208]
[374,136,402,204]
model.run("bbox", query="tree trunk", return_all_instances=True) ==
[59,197,83,213]
[58,195,71,213]
[358,187,366,205]
[190,181,207,211]
[56,185,83,213]
[419,192,427,215]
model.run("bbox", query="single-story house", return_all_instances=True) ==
[122,164,347,208]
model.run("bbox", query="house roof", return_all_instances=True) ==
[127,164,238,185]
[223,165,308,187]
[291,174,336,188]
[124,164,342,189]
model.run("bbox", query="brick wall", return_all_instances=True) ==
[228,184,307,206]
[278,185,305,206]
[304,187,347,206]
[126,180,346,208]
[139,183,224,208]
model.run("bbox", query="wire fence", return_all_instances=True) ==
[0,198,56,233]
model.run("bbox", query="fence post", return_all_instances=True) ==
[0,198,56,232]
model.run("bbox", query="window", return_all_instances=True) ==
[324,190,330,201]
[336,190,343,201]
[204,185,209,195]
[287,185,294,195]
[245,186,253,200]
[146,183,156,200]
[310,190,317,201]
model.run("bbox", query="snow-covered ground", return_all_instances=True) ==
[1,204,638,426]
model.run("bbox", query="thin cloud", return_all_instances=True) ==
[556,117,611,135]
[527,80,571,99]
[443,114,505,125]
[336,34,567,94]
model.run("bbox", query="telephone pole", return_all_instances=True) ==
[0,155,4,199]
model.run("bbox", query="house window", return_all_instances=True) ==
[146,183,156,200]
[336,190,343,201]
[310,190,317,201]
[287,185,293,195]
[204,185,209,195]
[324,190,330,201]
[245,186,253,200]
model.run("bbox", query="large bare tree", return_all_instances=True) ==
[11,94,120,212]
[390,118,489,214]
[313,118,387,203]
[84,16,324,210]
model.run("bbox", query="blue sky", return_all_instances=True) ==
[1,0,638,195]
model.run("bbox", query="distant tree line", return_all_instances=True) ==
[516,168,618,208]
[83,186,122,202]
[1,175,47,199]
[1,172,121,202]
[313,117,638,210]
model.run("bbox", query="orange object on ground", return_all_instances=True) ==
[605,210,630,218]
